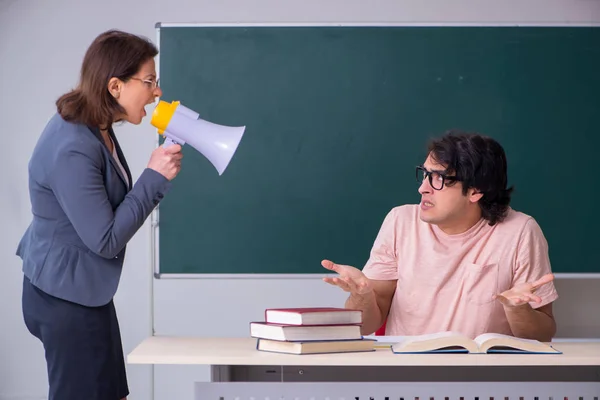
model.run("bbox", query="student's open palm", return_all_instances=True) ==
[321,259,372,295]
[494,273,554,307]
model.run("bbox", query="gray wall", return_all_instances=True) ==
[1,1,599,399]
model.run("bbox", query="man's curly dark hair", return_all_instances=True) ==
[427,130,514,225]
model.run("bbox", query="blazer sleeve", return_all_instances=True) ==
[50,145,171,259]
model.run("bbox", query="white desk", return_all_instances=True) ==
[128,336,600,400]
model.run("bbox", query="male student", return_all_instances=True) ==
[322,131,558,341]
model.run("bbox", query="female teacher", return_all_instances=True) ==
[16,30,181,400]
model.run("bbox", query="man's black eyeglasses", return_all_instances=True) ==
[416,166,460,190]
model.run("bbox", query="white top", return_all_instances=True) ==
[127,336,600,366]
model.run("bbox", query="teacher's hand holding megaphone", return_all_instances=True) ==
[147,143,183,181]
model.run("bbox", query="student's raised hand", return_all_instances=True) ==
[493,273,555,307]
[321,259,372,295]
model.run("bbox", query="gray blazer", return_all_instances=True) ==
[17,113,171,307]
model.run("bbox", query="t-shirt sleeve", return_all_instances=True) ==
[513,217,559,309]
[362,208,399,281]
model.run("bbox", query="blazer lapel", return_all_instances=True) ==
[88,126,132,191]
[108,128,133,191]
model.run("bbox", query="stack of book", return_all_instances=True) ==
[250,307,375,355]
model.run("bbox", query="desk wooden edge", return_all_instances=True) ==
[127,336,600,367]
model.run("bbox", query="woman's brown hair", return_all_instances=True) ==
[56,30,158,128]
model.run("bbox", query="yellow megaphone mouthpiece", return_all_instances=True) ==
[151,100,180,135]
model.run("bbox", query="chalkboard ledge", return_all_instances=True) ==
[153,272,600,279]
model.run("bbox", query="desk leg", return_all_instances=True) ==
[210,365,231,382]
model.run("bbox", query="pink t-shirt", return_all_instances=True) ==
[362,204,558,339]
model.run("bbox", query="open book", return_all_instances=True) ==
[390,331,561,354]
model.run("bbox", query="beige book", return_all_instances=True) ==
[257,338,375,354]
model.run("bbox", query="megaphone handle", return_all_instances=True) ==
[163,137,177,147]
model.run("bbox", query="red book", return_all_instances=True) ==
[264,307,362,326]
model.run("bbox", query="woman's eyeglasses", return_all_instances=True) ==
[129,77,159,89]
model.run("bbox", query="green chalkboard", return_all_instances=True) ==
[155,25,600,276]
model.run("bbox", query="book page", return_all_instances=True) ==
[363,335,407,348]
[473,332,541,348]
[397,331,463,344]
[391,331,477,353]
[474,333,559,353]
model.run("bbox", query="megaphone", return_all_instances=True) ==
[150,100,245,175]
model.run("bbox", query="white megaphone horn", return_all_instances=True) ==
[150,100,245,175]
